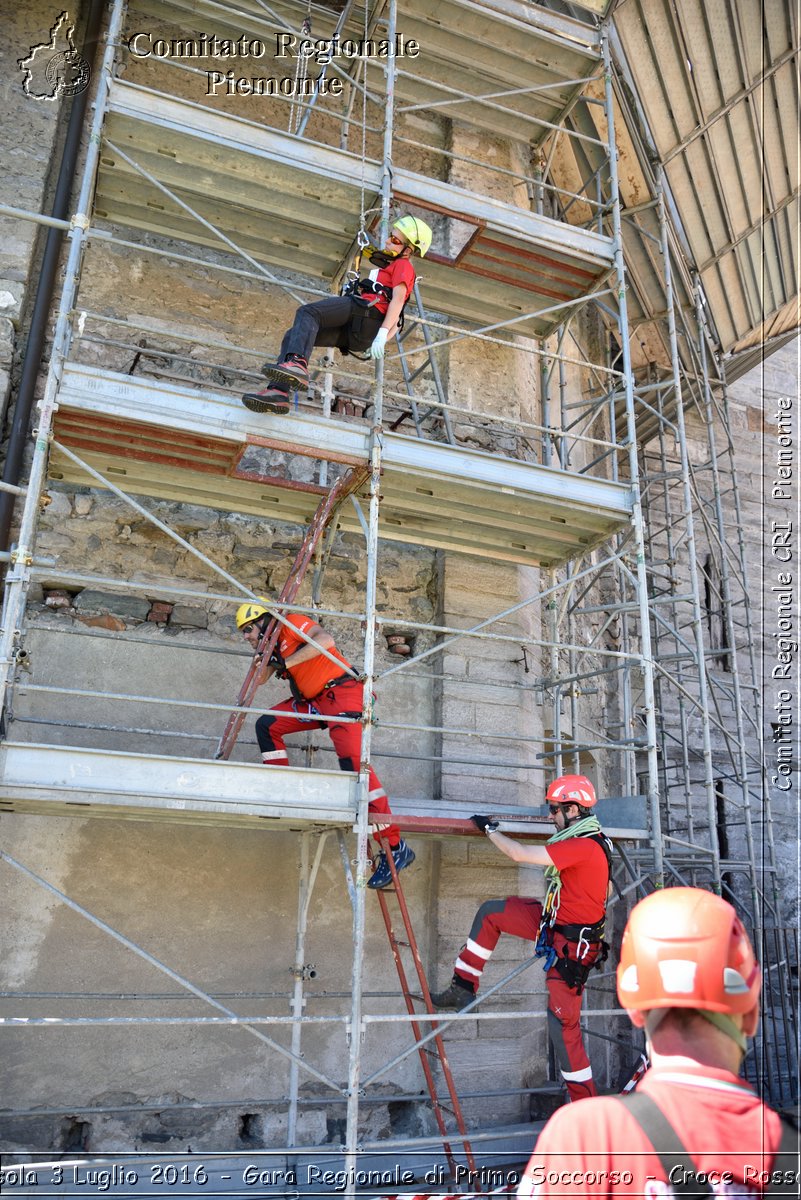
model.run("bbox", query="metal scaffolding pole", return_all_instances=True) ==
[343,0,396,1187]
[0,0,127,721]
[656,180,722,893]
[601,30,663,885]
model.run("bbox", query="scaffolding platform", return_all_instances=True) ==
[96,81,614,339]
[133,0,602,146]
[0,742,357,827]
[51,363,633,567]
[0,741,648,840]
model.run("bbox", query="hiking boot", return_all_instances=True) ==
[261,354,309,387]
[241,384,290,415]
[430,977,476,1010]
[367,839,415,889]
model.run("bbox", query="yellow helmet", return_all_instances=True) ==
[235,598,271,629]
[393,215,432,257]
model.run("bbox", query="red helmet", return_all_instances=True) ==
[546,774,596,809]
[617,888,761,1022]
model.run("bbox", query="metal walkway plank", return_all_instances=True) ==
[131,0,601,146]
[0,743,357,827]
[97,81,614,339]
[53,364,633,568]
[0,741,649,838]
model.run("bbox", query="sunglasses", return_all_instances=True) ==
[388,233,407,247]
[241,622,258,635]
[548,804,564,815]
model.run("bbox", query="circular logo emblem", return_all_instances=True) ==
[45,50,90,96]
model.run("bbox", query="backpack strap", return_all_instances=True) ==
[619,1094,800,1198]
[618,1093,712,1197]
[771,1117,801,1197]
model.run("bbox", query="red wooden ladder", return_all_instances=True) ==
[215,463,369,760]
[373,835,479,1186]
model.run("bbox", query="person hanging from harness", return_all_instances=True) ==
[235,599,415,889]
[241,215,433,415]
[430,774,613,1104]
[517,888,797,1198]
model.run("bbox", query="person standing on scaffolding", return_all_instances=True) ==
[430,774,612,1104]
[235,598,415,889]
[242,215,432,415]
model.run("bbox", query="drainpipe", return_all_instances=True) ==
[0,0,106,557]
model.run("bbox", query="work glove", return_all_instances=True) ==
[471,814,499,834]
[268,654,287,679]
[368,328,389,360]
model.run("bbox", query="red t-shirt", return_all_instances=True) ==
[517,1064,786,1198]
[369,255,416,315]
[277,614,352,701]
[546,836,609,925]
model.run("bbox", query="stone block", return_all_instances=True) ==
[0,315,15,359]
[42,490,71,518]
[169,605,209,628]
[73,494,93,515]
[76,614,126,632]
[147,602,173,623]
[441,699,476,729]
[438,865,520,900]
[44,589,72,609]
[73,590,150,620]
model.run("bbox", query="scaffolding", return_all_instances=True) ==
[0,0,791,1182]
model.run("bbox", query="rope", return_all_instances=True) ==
[288,10,312,134]
[541,814,604,931]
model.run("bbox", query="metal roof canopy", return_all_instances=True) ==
[612,0,800,357]
[96,81,615,339]
[129,0,603,146]
[52,364,633,568]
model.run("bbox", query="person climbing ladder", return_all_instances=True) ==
[235,598,415,889]
[242,215,433,414]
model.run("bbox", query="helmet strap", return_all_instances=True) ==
[695,1009,748,1054]
[645,1007,747,1055]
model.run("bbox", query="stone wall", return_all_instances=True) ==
[726,337,800,926]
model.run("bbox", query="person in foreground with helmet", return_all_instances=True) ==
[242,215,432,414]
[517,887,797,1198]
[430,774,613,1104]
[235,600,414,889]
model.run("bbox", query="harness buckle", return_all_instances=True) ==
[576,927,592,960]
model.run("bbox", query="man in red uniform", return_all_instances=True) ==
[241,215,432,414]
[235,599,414,889]
[430,774,612,1103]
[517,887,796,1197]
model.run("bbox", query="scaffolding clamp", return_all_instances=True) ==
[10,544,33,567]
[14,647,32,673]
[71,212,90,231]
[289,962,317,981]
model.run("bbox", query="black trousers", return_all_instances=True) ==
[273,296,384,393]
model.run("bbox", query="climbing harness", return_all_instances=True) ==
[533,822,613,994]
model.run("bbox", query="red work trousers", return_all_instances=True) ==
[453,896,598,1103]
[254,678,399,846]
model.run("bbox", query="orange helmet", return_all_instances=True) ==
[617,887,761,1023]
[546,774,596,809]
